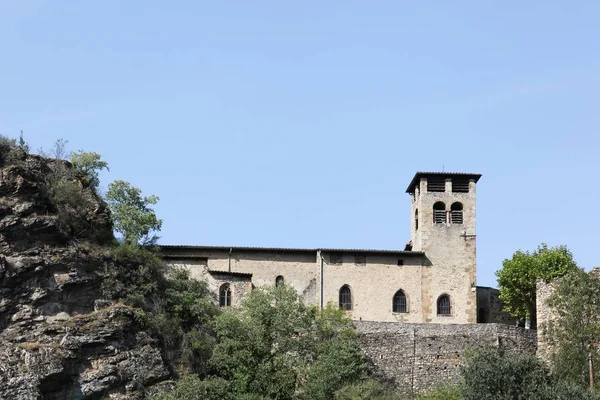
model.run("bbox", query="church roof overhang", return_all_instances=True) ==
[405,171,482,193]
[160,244,423,257]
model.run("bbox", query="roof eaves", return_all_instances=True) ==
[405,171,482,193]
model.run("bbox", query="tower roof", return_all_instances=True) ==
[405,172,482,193]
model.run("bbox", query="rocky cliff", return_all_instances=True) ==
[0,156,171,399]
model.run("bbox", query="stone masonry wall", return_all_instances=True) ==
[355,322,537,393]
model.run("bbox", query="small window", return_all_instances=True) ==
[415,209,419,230]
[433,202,446,224]
[397,259,404,266]
[275,275,284,286]
[393,290,408,313]
[450,202,463,224]
[437,295,451,316]
[339,285,352,311]
[219,284,231,307]
[452,178,470,193]
[427,178,446,192]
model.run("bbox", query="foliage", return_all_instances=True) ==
[417,384,464,400]
[40,139,113,243]
[495,243,577,325]
[203,286,366,400]
[0,132,29,166]
[103,244,219,375]
[459,347,600,400]
[70,150,109,188]
[106,180,162,245]
[151,375,233,400]
[543,268,600,389]
[334,379,404,400]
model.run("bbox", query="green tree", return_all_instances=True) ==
[70,150,109,188]
[543,268,600,389]
[495,244,577,327]
[205,286,366,400]
[106,180,162,245]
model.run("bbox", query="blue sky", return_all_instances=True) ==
[1,1,599,287]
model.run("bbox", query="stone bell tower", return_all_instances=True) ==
[406,172,481,323]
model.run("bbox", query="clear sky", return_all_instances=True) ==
[1,1,599,288]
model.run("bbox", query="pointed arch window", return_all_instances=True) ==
[339,285,352,311]
[450,202,463,224]
[219,284,231,307]
[393,290,408,313]
[437,294,451,316]
[433,202,446,224]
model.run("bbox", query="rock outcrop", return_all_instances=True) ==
[0,156,170,399]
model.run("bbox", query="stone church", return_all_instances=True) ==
[161,172,511,324]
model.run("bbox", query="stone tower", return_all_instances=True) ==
[406,172,481,323]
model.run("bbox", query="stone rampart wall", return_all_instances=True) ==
[355,321,537,393]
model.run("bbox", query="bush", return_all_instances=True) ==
[460,348,600,400]
[418,383,464,400]
[70,150,109,188]
[151,375,233,400]
[103,244,219,375]
[334,379,404,400]
[41,139,113,243]
[0,133,29,166]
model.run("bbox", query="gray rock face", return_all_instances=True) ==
[0,156,171,399]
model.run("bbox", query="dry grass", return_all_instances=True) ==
[18,342,61,351]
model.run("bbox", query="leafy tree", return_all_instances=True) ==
[495,244,577,327]
[205,285,366,400]
[106,180,162,245]
[543,268,600,389]
[70,150,109,188]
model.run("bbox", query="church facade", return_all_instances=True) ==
[161,172,510,324]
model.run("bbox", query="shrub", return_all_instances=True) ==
[150,375,233,400]
[418,383,464,400]
[70,150,109,188]
[334,379,404,400]
[103,244,219,375]
[0,132,29,166]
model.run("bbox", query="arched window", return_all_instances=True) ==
[393,290,408,313]
[437,294,451,316]
[219,284,231,307]
[275,275,284,286]
[339,285,352,311]
[433,202,446,224]
[450,202,463,224]
[415,209,419,230]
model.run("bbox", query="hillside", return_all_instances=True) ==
[0,155,171,399]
